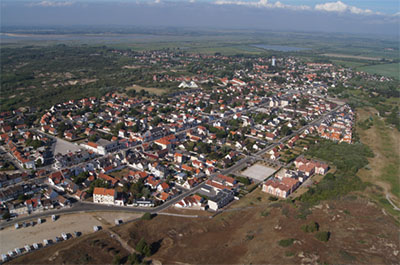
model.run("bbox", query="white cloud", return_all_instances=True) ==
[30,1,74,7]
[214,0,311,11]
[315,1,373,15]
[154,0,161,3]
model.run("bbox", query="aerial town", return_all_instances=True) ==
[0,50,391,262]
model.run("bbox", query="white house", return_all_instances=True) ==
[93,187,116,204]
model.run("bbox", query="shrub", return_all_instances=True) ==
[278,238,295,247]
[136,238,147,253]
[315,231,330,242]
[260,210,270,217]
[285,251,295,257]
[136,238,152,257]
[128,253,141,265]
[301,222,319,233]
[141,212,152,220]
[236,176,251,185]
[112,254,121,265]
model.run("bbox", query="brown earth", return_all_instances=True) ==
[110,195,399,264]
[9,230,129,264]
[8,193,399,264]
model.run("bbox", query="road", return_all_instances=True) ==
[0,146,27,172]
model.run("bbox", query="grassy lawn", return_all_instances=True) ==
[356,63,400,80]
[109,167,131,179]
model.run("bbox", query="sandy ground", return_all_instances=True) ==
[0,212,141,254]
[242,163,276,182]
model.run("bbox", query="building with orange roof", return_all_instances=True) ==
[93,187,116,204]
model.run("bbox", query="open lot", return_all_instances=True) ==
[126,84,166,96]
[54,137,82,155]
[0,211,141,255]
[242,163,276,182]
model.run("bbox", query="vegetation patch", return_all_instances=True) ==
[300,141,373,205]
[301,222,320,233]
[278,238,295,247]
[315,231,330,242]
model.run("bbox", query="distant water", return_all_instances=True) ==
[252,44,309,52]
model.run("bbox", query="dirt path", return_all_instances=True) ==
[107,230,135,253]
[386,194,400,211]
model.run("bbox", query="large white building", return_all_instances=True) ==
[81,139,119,155]
[93,187,116,204]
[207,189,234,211]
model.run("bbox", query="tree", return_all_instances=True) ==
[2,212,11,220]
[88,134,98,142]
[280,125,292,136]
[35,159,43,168]
[128,253,141,265]
[136,238,147,253]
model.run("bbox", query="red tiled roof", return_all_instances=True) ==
[93,187,115,197]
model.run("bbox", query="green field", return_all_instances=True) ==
[357,63,399,80]
[330,60,368,69]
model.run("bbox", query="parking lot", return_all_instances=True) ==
[241,163,277,183]
[0,211,141,255]
[54,138,82,155]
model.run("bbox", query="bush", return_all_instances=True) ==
[2,212,11,220]
[285,251,295,257]
[128,253,141,265]
[141,212,153,220]
[236,176,251,185]
[136,238,152,257]
[301,222,319,233]
[315,231,330,242]
[278,238,295,247]
[268,196,278,201]
[112,254,121,265]
[260,210,269,217]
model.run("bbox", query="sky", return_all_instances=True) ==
[1,0,399,35]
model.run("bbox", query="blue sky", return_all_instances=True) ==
[1,0,399,35]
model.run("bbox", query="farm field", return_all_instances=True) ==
[357,63,400,80]
[322,53,382,61]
